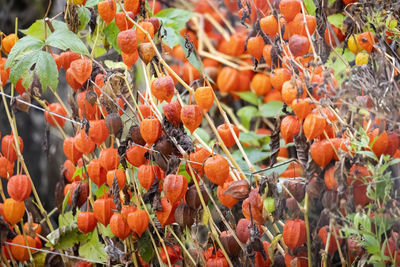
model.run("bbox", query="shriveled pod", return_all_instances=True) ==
[140,118,162,146]
[77,211,98,234]
[89,120,109,145]
[162,100,182,127]
[23,222,42,235]
[280,115,300,144]
[246,36,264,61]
[0,156,14,178]
[242,189,265,225]
[217,67,240,93]
[126,144,147,167]
[188,147,211,177]
[163,174,188,204]
[204,154,229,185]
[303,113,326,141]
[195,86,214,112]
[236,218,252,243]
[105,113,123,136]
[138,164,157,190]
[93,198,116,226]
[11,235,36,262]
[106,169,126,189]
[260,15,278,37]
[291,98,314,121]
[271,68,291,91]
[45,103,67,127]
[185,184,208,210]
[88,159,107,187]
[310,140,334,168]
[127,209,149,237]
[318,226,342,255]
[220,231,241,257]
[99,148,120,171]
[368,129,389,157]
[74,130,95,155]
[175,203,195,227]
[217,123,239,149]
[217,180,239,209]
[2,134,24,162]
[122,51,139,68]
[151,76,175,103]
[97,0,116,25]
[124,0,140,14]
[136,21,155,43]
[117,29,138,54]
[110,213,131,240]
[324,165,337,190]
[181,105,203,134]
[289,35,310,57]
[3,198,25,225]
[70,58,92,85]
[63,137,83,164]
[251,73,272,96]
[156,197,178,227]
[129,125,146,146]
[7,175,31,202]
[115,11,135,31]
[282,219,307,250]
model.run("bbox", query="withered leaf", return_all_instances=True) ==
[269,117,281,167]
[223,180,250,200]
[294,128,309,168]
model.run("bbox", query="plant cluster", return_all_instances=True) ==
[0,0,399,266]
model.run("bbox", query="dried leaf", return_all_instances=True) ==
[269,118,281,167]
[294,128,309,168]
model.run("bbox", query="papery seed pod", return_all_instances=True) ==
[220,231,240,256]
[2,134,24,162]
[310,140,334,168]
[117,29,138,54]
[156,197,177,227]
[181,105,203,134]
[306,177,324,199]
[105,113,123,136]
[110,213,131,240]
[10,235,36,262]
[15,93,31,113]
[128,125,146,146]
[303,113,326,141]
[7,175,31,202]
[185,184,208,210]
[222,179,250,200]
[204,154,229,186]
[138,43,155,65]
[174,203,195,227]
[285,197,299,213]
[282,179,305,202]
[162,100,182,127]
[217,123,239,149]
[217,180,239,210]
[318,225,342,255]
[77,211,97,234]
[280,115,300,144]
[140,118,162,146]
[194,86,214,112]
[127,209,148,237]
[282,219,307,250]
[151,76,175,103]
[163,174,188,204]
[3,198,25,225]
[322,190,338,210]
[93,198,116,226]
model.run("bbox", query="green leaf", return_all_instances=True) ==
[9,50,59,91]
[156,8,193,32]
[138,234,154,263]
[85,0,99,7]
[161,26,181,48]
[45,29,89,55]
[235,91,260,106]
[95,184,109,198]
[195,127,210,143]
[326,48,354,83]
[104,21,121,53]
[20,19,68,41]
[238,132,267,146]
[363,234,381,254]
[59,211,75,226]
[304,0,316,16]
[264,197,275,213]
[237,106,258,129]
[61,191,70,214]
[259,101,284,118]
[78,6,92,31]
[178,37,203,73]
[97,223,114,238]
[47,225,84,250]
[233,148,269,164]
[5,36,44,70]
[328,14,345,28]
[79,230,107,263]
